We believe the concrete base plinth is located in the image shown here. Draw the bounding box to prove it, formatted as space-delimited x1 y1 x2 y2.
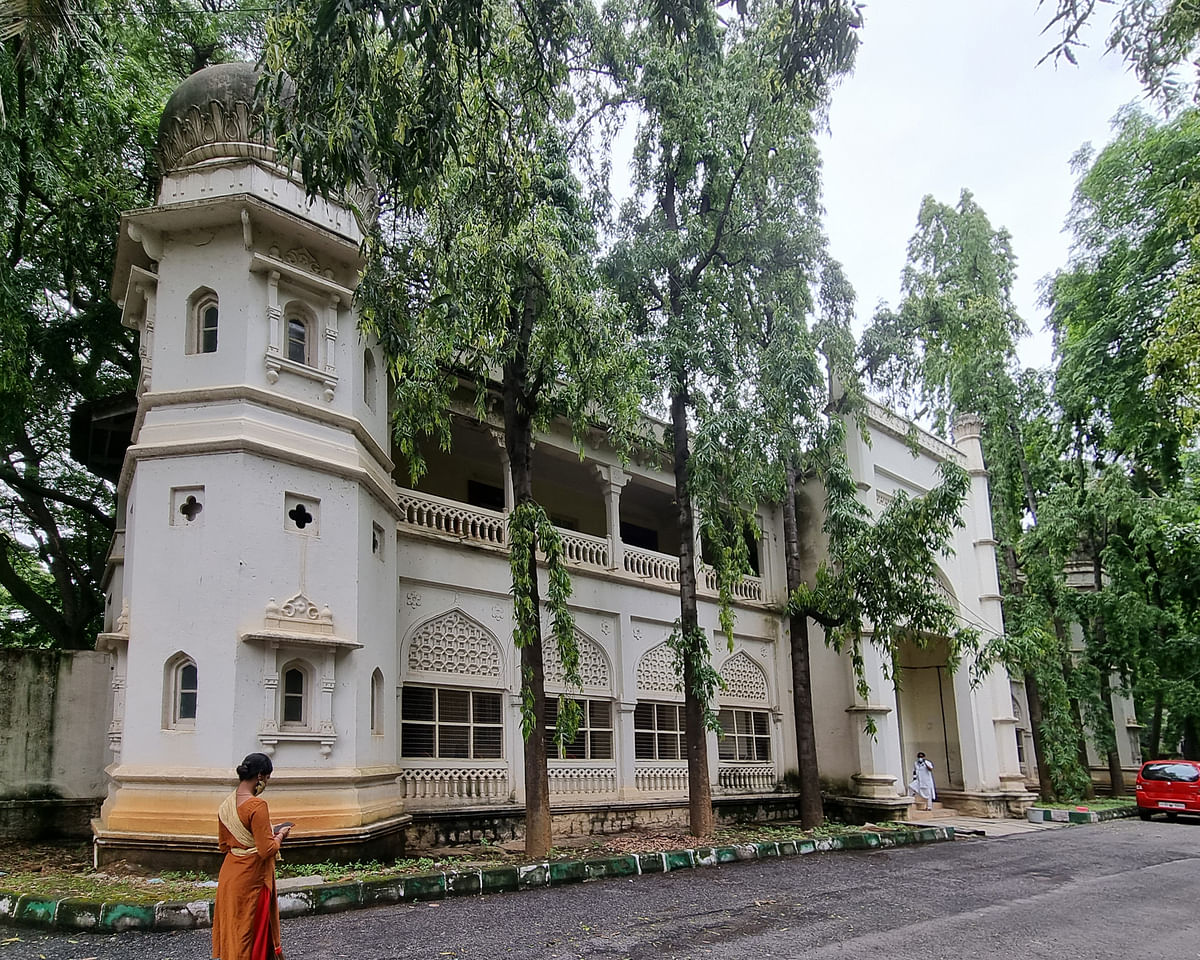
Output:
935 789 1037 818
92 813 412 870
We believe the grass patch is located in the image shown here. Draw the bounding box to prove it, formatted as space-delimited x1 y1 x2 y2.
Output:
714 820 885 844
1035 797 1135 810
0 872 213 903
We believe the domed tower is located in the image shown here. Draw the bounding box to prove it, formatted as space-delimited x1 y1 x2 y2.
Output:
95 62 406 866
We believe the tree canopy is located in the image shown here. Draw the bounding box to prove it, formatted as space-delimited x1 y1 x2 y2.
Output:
0 1 263 648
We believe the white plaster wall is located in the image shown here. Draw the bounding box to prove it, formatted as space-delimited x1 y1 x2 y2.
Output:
354 487 400 768
117 448 379 774
146 224 380 432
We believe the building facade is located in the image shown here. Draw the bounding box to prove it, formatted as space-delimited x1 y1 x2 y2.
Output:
89 63 1031 865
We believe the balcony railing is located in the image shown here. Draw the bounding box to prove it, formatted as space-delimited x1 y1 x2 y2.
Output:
399 490 506 546
634 764 689 793
701 565 764 603
557 529 609 570
623 545 680 585
397 488 766 603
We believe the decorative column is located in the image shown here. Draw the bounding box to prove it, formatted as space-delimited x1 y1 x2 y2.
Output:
97 601 131 762
953 412 1027 797
264 269 282 384
489 429 515 514
848 637 904 798
615 700 639 799
593 464 630 571
322 294 340 401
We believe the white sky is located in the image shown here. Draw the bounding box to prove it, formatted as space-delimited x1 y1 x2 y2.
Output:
820 1 1148 369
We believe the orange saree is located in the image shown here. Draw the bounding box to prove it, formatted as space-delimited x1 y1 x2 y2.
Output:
211 795 283 960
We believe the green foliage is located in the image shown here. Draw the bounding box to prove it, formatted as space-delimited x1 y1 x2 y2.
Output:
860 190 1026 432
509 500 582 745
1040 0 1200 104
859 187 1094 792
0 1 261 648
603 0 860 668
1046 107 1200 762
266 1 646 818
1051 106 1200 484
667 621 725 733
264 0 575 216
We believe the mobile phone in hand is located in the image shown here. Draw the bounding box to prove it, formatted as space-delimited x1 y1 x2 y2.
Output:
273 822 294 835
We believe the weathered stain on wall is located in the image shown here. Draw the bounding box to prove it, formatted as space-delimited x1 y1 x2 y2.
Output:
0 649 111 838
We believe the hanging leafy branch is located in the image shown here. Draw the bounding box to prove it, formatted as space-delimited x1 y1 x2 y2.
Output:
790 441 978 735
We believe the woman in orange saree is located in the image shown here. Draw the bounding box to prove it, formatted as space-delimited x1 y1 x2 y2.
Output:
212 753 291 960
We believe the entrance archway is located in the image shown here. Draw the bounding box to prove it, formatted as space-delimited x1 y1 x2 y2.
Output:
895 636 964 793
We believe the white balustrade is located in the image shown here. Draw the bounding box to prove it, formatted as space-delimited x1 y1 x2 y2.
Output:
397 490 766 602
398 490 507 546
701 565 765 602
623 546 681 585
396 766 510 803
634 764 689 793
554 530 610 569
548 765 617 796
717 764 777 794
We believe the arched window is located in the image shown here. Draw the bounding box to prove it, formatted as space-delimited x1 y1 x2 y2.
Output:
371 668 385 735
283 301 316 366
163 653 198 729
363 349 377 412
187 289 219 355
280 660 311 727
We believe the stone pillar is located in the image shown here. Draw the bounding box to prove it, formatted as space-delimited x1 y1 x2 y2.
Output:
616 700 639 799
755 507 780 603
593 465 630 571
489 429 515 513
952 412 1027 796
848 638 903 798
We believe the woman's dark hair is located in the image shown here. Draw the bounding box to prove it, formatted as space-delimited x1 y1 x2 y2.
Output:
236 752 273 781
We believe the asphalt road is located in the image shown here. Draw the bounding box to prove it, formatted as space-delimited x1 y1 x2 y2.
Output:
6 817 1200 960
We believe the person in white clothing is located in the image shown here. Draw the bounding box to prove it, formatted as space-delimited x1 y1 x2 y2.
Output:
908 752 936 810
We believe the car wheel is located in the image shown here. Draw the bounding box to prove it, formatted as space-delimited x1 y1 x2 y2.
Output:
1167 812 1179 821
1139 809 1152 821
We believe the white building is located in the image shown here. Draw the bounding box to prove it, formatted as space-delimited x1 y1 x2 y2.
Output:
87 63 1032 866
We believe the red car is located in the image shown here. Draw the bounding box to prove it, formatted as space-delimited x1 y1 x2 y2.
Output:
1136 760 1200 820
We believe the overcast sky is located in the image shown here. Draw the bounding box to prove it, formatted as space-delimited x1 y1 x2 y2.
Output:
820 1 1148 369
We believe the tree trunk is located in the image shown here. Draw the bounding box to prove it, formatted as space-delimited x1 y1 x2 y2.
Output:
1147 691 1163 760
1182 716 1200 761
1100 672 1126 796
671 385 713 838
1022 670 1056 802
504 286 553 859
782 465 822 827
996 544 1055 801
1087 541 1125 797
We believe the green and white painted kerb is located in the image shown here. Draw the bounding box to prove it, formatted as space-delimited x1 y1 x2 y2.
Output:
0 826 954 933
1025 805 1138 824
